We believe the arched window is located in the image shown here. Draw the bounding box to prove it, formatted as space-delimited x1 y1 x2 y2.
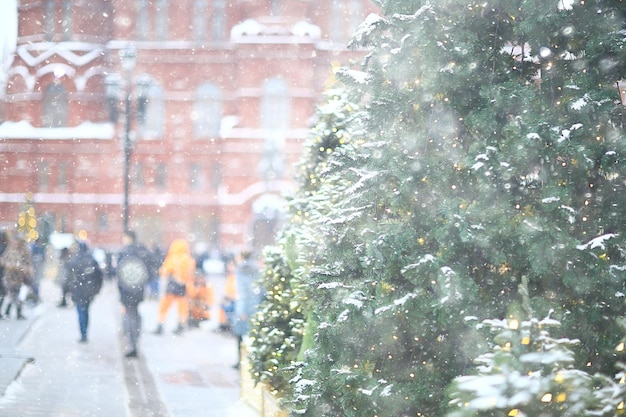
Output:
155 0 168 41
195 0 226 42
61 0 72 40
261 77 290 131
211 162 221 193
270 0 281 17
57 162 68 191
136 0 150 40
259 77 289 179
42 83 68 128
212 0 226 42
251 194 285 251
132 161 145 188
38 162 49 191
44 0 55 41
330 0 363 46
142 83 165 138
155 163 167 189
193 0 208 41
189 163 204 191
194 83 222 138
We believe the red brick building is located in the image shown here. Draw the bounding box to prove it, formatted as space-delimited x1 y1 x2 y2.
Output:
0 0 374 254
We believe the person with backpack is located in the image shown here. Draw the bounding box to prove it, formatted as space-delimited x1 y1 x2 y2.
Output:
67 241 103 343
116 230 152 358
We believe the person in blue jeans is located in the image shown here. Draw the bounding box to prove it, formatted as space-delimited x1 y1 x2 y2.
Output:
67 241 103 343
116 230 152 357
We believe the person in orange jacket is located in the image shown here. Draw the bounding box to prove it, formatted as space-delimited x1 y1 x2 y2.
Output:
154 239 196 335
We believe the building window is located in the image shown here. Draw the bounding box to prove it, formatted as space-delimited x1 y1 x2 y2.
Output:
42 84 68 127
251 194 285 252
155 0 168 41
212 0 226 41
136 0 150 40
330 0 363 46
61 0 72 40
193 0 208 41
348 0 363 39
259 77 289 179
58 162 68 191
38 162 49 191
132 162 145 188
98 214 108 231
155 163 167 189
189 163 204 191
142 84 165 138
59 213 68 233
211 162 221 193
209 217 221 247
44 0 55 41
194 83 222 138
261 78 290 131
270 0 281 16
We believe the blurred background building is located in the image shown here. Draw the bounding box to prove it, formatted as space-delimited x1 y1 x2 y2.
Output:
0 0 375 254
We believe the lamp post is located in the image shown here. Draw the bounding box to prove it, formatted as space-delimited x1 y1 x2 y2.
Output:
105 45 149 232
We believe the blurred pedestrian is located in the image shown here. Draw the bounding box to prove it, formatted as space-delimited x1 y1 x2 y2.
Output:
30 238 45 302
67 241 103 343
56 247 71 307
116 230 152 358
218 259 237 332
0 230 10 318
0 232 35 320
154 239 196 335
232 249 261 368
145 243 164 299
187 267 214 328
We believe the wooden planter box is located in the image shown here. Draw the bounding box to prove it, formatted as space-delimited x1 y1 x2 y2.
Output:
240 343 289 417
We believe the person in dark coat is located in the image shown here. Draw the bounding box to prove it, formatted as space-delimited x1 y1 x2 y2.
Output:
67 241 103 343
56 247 71 307
0 232 34 319
146 243 164 299
116 230 152 358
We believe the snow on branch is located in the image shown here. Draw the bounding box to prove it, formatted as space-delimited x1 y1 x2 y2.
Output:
335 67 370 85
401 254 436 273
348 13 386 48
576 234 617 251
345 167 380 195
317 282 352 290
375 293 418 315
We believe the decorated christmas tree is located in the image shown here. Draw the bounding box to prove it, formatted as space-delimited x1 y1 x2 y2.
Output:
249 88 364 396
252 1 626 415
16 194 39 242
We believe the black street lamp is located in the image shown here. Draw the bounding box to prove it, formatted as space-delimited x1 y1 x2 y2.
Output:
105 45 150 232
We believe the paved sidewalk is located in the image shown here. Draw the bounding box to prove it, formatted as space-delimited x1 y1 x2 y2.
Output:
0 276 259 417
137 280 259 417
